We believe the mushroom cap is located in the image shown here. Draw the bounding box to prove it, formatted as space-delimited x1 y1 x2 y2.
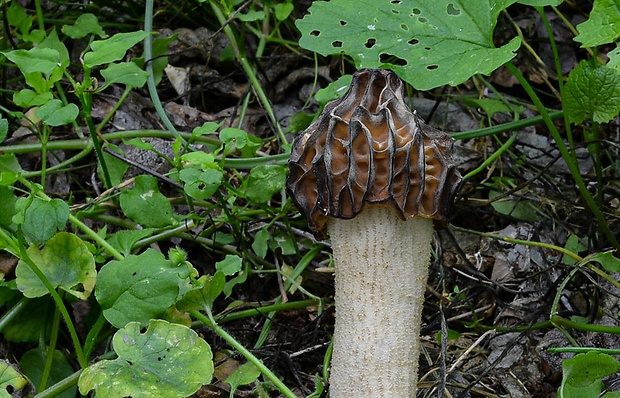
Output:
286 68 462 238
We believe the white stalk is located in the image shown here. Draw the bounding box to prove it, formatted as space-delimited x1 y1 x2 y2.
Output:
327 205 434 398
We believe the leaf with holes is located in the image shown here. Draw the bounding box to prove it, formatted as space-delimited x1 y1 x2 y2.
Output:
96 249 193 328
296 0 522 90
0 360 29 396
78 320 213 398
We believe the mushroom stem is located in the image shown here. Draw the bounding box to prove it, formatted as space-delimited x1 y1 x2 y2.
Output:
328 205 433 397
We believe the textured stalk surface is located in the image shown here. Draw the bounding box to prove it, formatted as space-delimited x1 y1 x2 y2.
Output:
327 205 433 397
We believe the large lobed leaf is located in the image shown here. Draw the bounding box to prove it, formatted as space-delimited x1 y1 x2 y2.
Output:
296 0 522 90
78 320 213 398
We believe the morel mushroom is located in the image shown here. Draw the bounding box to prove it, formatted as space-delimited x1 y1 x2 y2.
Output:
286 69 461 397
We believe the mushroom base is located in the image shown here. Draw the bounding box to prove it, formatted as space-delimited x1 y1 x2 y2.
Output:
327 205 434 398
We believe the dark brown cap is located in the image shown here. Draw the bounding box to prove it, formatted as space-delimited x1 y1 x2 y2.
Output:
287 68 461 238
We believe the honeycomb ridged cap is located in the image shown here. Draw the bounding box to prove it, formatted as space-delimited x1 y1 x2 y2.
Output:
286 68 462 238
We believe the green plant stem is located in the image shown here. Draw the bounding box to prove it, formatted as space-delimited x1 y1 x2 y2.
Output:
83 312 108 360
0 130 220 154
189 309 297 398
451 110 564 140
40 127 48 189
22 143 93 178
208 1 287 146
504 62 619 251
0 297 30 333
214 299 320 323
85 108 112 189
144 0 182 140
254 244 322 349
450 225 581 261
40 305 62 391
537 7 575 154
548 347 620 354
34 370 81 398
0 228 87 368
97 86 133 131
551 315 620 335
34 0 45 31
463 133 517 181
69 214 124 260
3 169 125 261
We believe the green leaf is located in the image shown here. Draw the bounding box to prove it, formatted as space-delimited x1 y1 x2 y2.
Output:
192 122 221 137
35 99 79 127
134 33 178 85
78 320 213 398
0 154 21 187
99 144 129 186
240 164 287 203
177 272 226 311
461 97 524 118
179 168 223 200
95 249 191 328
106 229 155 257
563 234 586 265
516 0 562 5
488 190 540 222
269 231 297 255
559 352 619 397
0 118 7 144
61 13 106 39
0 360 29 397
16 232 96 299
608 45 620 74
0 187 16 229
19 348 76 398
120 175 176 228
563 61 620 124
13 89 53 107
84 30 149 68
296 0 521 90
215 255 242 276
274 3 294 20
99 62 150 90
1 298 53 343
181 151 218 169
6 2 32 39
237 10 266 22
252 228 270 259
586 251 620 272
225 362 261 395
39 29 70 68
314 74 353 105
2 47 61 76
574 0 620 47
21 197 69 245
219 127 262 157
